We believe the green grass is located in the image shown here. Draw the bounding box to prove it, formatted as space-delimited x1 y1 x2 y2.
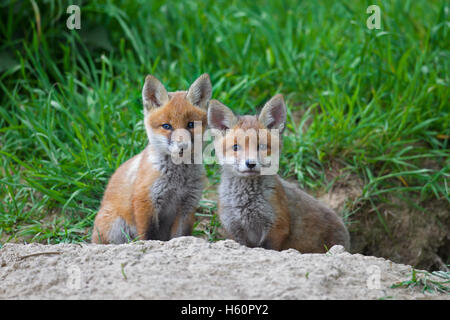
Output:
391 267 450 294
0 0 448 244
193 199 224 242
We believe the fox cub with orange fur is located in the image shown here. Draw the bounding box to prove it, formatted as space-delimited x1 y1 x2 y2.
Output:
92 74 211 244
208 95 350 253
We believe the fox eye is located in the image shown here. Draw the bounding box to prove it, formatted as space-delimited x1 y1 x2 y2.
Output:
161 123 172 130
187 122 194 129
258 144 267 151
232 144 240 152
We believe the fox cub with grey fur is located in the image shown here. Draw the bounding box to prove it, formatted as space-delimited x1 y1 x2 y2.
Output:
208 95 350 252
92 74 212 244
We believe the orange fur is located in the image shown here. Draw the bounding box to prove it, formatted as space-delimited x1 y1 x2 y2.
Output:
265 181 290 250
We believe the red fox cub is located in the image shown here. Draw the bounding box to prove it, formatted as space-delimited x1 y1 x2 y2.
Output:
207 95 350 253
92 74 212 244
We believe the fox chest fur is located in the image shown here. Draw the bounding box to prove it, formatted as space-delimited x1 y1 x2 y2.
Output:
147 155 204 239
218 174 277 247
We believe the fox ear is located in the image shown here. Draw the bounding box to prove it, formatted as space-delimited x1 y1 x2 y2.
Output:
259 94 287 133
207 100 237 130
186 74 212 110
142 75 169 111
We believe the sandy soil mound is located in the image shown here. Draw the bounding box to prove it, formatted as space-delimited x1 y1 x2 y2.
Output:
0 237 448 299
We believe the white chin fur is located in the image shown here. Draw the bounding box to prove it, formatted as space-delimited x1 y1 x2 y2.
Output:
224 163 261 176
236 170 260 176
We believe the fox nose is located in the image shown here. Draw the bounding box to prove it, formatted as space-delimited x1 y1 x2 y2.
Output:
246 160 256 169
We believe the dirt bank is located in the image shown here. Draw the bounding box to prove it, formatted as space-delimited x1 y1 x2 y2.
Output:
0 237 447 299
315 165 449 271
